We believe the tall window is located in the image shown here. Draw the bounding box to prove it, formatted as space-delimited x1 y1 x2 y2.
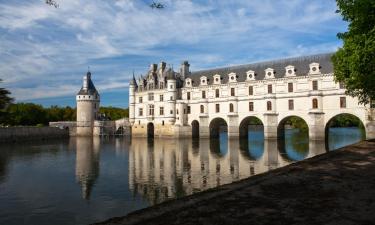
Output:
159 95 163 101
159 107 164 115
229 103 234 112
268 84 272 94
139 108 143 116
312 80 318 90
215 104 220 113
160 82 164 89
249 102 254 111
249 86 253 95
202 90 206 99
187 92 191 100
148 93 154 101
139 97 143 103
215 89 220 98
187 106 191 114
149 105 154 115
288 83 293 93
230 88 235 96
267 101 272 111
200 105 204 113
340 97 346 108
339 82 345 89
312 98 318 109
288 99 294 110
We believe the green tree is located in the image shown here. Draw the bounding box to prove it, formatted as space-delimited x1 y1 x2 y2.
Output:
0 79 13 110
99 106 128 120
6 103 47 126
332 0 375 105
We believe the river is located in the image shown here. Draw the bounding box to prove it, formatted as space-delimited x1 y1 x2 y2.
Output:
0 127 365 225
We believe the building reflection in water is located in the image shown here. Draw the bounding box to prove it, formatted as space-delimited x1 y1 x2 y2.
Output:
74 137 100 200
128 136 326 205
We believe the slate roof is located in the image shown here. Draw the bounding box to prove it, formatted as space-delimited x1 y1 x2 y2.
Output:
77 72 99 95
186 53 334 86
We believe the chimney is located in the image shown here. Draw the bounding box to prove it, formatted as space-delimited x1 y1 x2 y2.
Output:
180 61 190 79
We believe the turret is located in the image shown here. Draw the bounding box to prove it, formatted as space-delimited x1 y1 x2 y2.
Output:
129 73 137 125
166 68 177 124
76 71 100 136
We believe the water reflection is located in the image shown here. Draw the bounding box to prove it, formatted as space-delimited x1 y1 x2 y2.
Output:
0 127 365 225
75 137 100 200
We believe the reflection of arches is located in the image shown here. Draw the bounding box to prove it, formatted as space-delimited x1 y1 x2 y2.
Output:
239 138 264 160
239 116 263 138
325 113 366 151
277 116 309 140
277 138 309 162
209 118 228 138
147 123 154 139
209 136 228 157
191 120 199 138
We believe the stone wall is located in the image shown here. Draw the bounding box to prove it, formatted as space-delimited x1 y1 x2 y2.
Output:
0 127 69 143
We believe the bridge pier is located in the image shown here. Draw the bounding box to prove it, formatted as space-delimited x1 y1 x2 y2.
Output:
308 112 325 140
228 116 239 138
366 121 375 140
199 117 210 138
263 113 278 139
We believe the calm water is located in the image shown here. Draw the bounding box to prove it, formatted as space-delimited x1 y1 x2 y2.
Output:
0 128 364 225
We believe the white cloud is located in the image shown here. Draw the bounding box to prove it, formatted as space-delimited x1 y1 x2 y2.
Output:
0 0 346 102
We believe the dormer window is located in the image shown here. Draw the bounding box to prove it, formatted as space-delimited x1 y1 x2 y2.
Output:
265 68 275 79
285 65 296 77
200 76 208 86
185 78 192 87
228 72 237 83
246 70 255 81
213 74 221 85
309 62 321 75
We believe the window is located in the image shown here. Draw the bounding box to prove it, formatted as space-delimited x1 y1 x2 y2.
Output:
249 86 253 95
215 89 220 98
159 95 163 101
267 101 272 111
268 84 272 94
288 100 294 110
288 83 293 93
170 96 173 100
202 91 206 99
230 88 235 96
170 85 173 89
200 105 204 113
148 93 154 101
340 97 346 108
159 107 164 115
160 82 164 89
187 92 191 100
249 102 254 111
139 97 143 103
312 98 318 109
312 80 318 90
162 120 164 126
229 103 234 112
139 108 143 116
170 110 173 114
215 104 220 113
339 82 345 89
149 105 154 115
187 106 191 114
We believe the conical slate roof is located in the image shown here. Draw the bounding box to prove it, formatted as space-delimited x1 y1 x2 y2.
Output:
77 71 99 95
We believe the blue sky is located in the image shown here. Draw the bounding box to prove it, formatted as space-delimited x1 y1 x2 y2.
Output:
0 0 347 108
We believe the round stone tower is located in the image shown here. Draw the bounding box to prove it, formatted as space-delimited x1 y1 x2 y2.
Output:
76 71 100 136
166 68 177 125
129 74 137 125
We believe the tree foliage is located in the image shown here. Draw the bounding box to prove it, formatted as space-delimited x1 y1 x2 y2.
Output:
0 79 13 110
332 0 375 105
100 106 128 120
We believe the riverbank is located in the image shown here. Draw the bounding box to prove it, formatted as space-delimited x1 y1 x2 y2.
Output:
95 140 375 225
0 127 69 143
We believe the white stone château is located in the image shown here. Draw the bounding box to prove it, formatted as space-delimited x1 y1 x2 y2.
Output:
129 53 375 140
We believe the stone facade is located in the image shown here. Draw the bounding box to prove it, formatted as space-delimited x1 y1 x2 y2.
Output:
129 53 375 140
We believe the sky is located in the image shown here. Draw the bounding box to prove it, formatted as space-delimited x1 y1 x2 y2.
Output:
0 0 347 108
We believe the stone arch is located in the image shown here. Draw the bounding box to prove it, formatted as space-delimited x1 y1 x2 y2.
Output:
209 117 228 138
191 120 200 138
115 126 124 135
277 115 309 140
239 116 264 138
147 122 154 139
325 113 366 150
